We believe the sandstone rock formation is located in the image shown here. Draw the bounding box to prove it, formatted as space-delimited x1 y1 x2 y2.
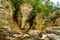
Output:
0 0 22 34
17 3 33 31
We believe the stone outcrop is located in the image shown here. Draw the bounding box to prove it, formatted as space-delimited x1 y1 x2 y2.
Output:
17 3 33 31
0 0 23 34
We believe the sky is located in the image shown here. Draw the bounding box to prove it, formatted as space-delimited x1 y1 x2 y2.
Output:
42 0 60 5
50 0 60 7
50 0 60 5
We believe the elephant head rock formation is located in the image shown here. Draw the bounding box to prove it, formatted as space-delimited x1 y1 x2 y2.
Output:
17 3 33 30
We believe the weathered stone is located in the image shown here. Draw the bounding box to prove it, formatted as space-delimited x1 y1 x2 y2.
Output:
0 0 23 34
28 30 40 36
34 13 43 32
34 13 51 33
49 10 60 26
55 17 60 26
0 0 13 17
20 3 33 30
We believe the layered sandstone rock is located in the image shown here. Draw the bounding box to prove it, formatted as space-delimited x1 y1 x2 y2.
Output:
0 0 22 34
17 3 33 31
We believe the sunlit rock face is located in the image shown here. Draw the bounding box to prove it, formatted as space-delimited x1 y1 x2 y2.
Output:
0 0 12 31
34 13 51 33
28 30 40 36
49 10 60 26
0 0 13 17
18 3 33 30
22 23 30 32
56 17 60 26
0 0 22 34
55 10 60 26
33 13 44 33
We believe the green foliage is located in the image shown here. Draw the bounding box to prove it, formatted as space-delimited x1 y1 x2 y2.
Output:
11 0 24 18
11 0 60 17
11 0 24 9
27 0 55 16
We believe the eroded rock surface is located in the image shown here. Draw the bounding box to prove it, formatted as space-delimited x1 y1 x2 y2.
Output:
0 0 23 35
19 3 33 30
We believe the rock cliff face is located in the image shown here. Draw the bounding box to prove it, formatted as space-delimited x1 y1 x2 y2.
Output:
56 17 60 26
17 3 33 31
49 10 60 26
0 0 13 17
0 0 22 34
33 13 51 33
0 0 60 40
